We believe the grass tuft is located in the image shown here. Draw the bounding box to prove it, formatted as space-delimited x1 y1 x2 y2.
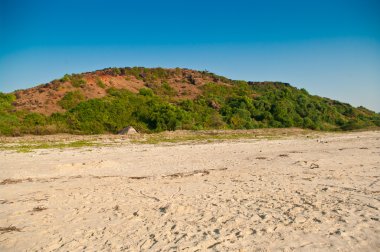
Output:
0 225 21 234
0 140 98 152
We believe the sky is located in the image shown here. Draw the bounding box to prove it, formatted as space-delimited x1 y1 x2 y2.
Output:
0 0 379 111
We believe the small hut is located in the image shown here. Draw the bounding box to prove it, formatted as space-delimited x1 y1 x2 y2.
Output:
118 126 138 135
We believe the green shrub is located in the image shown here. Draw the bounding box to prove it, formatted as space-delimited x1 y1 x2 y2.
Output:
340 120 367 131
112 68 121 76
23 113 46 126
58 91 85 110
59 74 86 87
160 82 177 96
71 77 86 88
139 88 154 97
96 77 106 88
60 74 71 82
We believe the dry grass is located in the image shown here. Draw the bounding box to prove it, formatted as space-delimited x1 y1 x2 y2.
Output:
0 128 320 152
32 206 48 212
0 225 21 234
279 154 289 157
0 140 98 153
0 178 32 185
131 128 318 145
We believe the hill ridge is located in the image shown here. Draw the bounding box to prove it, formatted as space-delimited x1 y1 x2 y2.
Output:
0 67 379 135
12 67 232 115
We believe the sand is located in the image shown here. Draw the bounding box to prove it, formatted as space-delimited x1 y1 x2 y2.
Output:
0 131 379 251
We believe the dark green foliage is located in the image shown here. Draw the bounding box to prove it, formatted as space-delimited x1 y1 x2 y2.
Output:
58 91 85 110
0 93 20 135
59 80 379 133
139 88 154 97
0 113 21 136
65 89 192 134
0 93 15 108
23 113 46 126
340 120 367 131
0 92 63 135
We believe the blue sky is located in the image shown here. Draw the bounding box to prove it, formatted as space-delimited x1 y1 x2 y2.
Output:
1 0 379 111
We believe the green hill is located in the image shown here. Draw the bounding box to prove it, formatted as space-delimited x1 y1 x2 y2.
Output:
1 67 379 135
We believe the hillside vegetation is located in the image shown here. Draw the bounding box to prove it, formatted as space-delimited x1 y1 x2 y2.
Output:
1 67 379 135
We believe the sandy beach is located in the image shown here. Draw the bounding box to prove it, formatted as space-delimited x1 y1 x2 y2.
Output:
0 130 379 251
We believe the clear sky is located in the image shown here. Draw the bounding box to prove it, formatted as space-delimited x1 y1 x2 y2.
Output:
1 0 379 111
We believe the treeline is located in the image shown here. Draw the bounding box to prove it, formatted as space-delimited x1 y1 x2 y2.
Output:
1 79 379 135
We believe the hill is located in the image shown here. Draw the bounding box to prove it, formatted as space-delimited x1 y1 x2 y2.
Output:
1 67 379 135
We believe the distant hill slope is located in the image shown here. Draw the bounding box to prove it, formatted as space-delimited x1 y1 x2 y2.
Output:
12 68 226 115
1 67 379 135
